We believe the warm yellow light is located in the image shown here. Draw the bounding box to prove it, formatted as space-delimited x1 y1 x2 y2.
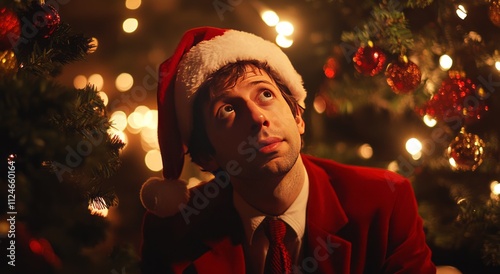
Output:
456 5 467 20
495 61 500 71
98 91 108 106
123 18 139 33
411 151 422 160
145 149 163 172
406 138 422 155
127 112 144 130
358 143 373 159
110 111 128 131
144 109 158 129
491 181 500 195
115 72 134 92
108 128 128 149
135 105 150 115
449 157 457 168
439 54 453 70
423 114 437 127
73 75 87 89
261 10 279 26
387 161 399 172
276 34 293 48
88 37 98 53
88 74 104 90
141 127 159 151
88 197 109 217
313 96 326 114
276 21 294 36
125 0 141 10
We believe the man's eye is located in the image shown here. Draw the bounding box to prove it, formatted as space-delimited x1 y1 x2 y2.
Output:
258 90 274 102
217 104 234 119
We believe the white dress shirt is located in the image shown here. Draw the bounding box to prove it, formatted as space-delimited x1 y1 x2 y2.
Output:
233 168 309 274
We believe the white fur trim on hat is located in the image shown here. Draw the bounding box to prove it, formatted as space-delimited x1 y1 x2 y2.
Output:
174 29 307 144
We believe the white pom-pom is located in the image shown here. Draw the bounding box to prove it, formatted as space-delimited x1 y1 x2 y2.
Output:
140 177 189 218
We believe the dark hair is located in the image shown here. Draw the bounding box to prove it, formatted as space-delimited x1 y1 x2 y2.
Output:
187 60 303 167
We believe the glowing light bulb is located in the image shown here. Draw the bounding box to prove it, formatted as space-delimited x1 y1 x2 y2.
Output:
439 55 453 70
261 10 279 26
406 138 422 155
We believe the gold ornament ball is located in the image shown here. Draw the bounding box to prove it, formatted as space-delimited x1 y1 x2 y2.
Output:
0 50 17 75
489 0 500 27
447 128 485 171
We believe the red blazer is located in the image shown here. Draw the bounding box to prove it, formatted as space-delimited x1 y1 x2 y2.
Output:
141 154 436 273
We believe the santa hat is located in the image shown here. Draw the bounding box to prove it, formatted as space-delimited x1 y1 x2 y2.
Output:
140 26 307 217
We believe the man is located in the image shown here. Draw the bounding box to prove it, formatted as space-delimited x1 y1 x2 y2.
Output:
139 27 436 274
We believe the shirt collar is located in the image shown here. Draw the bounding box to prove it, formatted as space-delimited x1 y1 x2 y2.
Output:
233 166 309 245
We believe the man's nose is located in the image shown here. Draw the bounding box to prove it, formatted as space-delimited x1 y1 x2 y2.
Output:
246 102 269 132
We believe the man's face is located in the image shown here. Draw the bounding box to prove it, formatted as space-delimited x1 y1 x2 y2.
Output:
202 66 305 181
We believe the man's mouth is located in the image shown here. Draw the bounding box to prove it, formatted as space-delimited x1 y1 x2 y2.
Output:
257 137 283 153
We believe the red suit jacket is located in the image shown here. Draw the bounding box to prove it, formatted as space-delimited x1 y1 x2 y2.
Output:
141 154 436 273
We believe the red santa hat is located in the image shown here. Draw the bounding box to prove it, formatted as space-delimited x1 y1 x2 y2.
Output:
140 26 307 217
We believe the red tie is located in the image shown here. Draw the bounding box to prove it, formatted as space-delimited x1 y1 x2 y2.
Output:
265 218 292 274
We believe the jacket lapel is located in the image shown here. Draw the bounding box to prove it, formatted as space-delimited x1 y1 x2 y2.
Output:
303 155 351 274
193 237 246 274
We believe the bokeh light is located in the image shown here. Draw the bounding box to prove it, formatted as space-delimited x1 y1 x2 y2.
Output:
423 114 437 127
115 72 134 92
88 37 98 53
110 111 128 131
145 149 163 172
73 75 87 89
456 5 467 20
276 21 294 36
88 74 104 90
261 10 279 26
123 18 139 33
125 0 141 10
276 34 293 48
358 143 373 159
98 91 108 106
439 54 453 70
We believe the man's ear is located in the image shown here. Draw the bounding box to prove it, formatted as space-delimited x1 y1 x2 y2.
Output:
295 114 305 134
295 105 305 134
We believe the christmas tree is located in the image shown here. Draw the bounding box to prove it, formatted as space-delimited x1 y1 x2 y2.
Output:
304 0 500 272
0 0 128 273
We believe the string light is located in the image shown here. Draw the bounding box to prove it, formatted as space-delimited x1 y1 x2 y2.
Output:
456 5 467 20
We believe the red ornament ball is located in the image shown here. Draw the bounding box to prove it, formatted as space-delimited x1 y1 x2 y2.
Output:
30 3 61 38
489 0 500 27
0 7 21 51
447 128 485 171
353 44 387 76
385 57 422 94
419 72 488 123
